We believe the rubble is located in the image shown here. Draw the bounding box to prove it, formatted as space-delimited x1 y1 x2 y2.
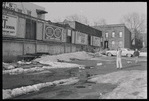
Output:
33 51 92 62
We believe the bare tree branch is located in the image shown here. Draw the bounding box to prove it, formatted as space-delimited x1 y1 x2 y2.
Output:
65 14 89 25
93 18 107 26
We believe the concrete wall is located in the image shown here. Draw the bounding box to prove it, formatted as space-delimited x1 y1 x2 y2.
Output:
3 41 23 62
124 27 131 48
24 43 36 54
3 40 84 62
2 9 100 62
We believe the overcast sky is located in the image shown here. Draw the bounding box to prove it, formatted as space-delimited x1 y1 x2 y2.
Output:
34 2 147 25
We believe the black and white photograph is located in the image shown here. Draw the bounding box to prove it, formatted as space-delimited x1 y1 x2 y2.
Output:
2 2 147 99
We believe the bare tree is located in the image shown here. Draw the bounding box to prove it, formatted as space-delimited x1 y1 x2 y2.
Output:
65 14 90 25
120 12 147 49
94 18 107 26
120 12 147 40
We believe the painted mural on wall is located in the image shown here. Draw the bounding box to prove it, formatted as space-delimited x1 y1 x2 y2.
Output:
44 24 64 41
75 31 88 45
92 36 101 46
3 14 18 36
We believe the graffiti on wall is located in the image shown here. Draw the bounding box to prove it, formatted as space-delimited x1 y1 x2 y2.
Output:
3 14 18 36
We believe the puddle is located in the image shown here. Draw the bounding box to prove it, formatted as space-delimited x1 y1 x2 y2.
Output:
56 90 73 96
76 85 86 88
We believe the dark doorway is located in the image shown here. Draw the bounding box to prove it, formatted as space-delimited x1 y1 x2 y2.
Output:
88 35 91 45
104 41 108 49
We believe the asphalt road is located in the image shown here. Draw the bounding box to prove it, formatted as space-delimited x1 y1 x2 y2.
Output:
11 56 147 99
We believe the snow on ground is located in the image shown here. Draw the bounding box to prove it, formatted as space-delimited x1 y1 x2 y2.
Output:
3 62 80 75
33 51 93 62
139 52 147 56
88 70 147 99
3 77 79 99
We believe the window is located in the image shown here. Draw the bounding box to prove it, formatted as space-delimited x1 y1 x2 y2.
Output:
18 9 22 13
27 10 31 16
25 19 36 40
112 41 115 47
119 32 123 37
105 33 108 38
112 32 115 37
67 29 71 36
119 41 122 47
66 29 72 43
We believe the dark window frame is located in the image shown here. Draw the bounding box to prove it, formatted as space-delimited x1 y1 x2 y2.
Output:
25 19 36 40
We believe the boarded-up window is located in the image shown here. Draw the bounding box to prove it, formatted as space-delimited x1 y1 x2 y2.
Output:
25 19 36 40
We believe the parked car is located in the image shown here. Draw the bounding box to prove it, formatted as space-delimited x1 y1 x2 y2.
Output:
106 48 135 57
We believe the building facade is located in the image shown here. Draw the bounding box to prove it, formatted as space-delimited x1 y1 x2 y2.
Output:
63 20 102 49
2 2 102 62
93 24 132 50
3 2 48 20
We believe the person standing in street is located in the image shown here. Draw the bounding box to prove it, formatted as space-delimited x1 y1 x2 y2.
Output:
133 48 140 64
116 47 122 69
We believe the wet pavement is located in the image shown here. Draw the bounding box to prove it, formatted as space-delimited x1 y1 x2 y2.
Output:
5 57 147 99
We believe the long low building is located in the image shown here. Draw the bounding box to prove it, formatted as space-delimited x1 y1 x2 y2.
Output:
2 2 102 62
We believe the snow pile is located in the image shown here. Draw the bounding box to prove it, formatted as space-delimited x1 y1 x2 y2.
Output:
3 67 45 75
3 77 79 99
39 61 80 69
3 62 15 70
139 52 147 56
88 70 147 99
34 51 92 62
17 61 32 65
3 62 81 75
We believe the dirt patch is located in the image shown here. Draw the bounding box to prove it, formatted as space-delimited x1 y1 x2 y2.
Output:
88 70 147 99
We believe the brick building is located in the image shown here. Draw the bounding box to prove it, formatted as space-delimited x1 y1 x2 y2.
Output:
92 24 132 50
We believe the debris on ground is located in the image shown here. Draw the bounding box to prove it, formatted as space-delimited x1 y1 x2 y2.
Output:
127 61 132 64
88 70 147 99
33 51 93 62
3 62 15 70
17 60 32 65
79 65 86 70
97 63 102 66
